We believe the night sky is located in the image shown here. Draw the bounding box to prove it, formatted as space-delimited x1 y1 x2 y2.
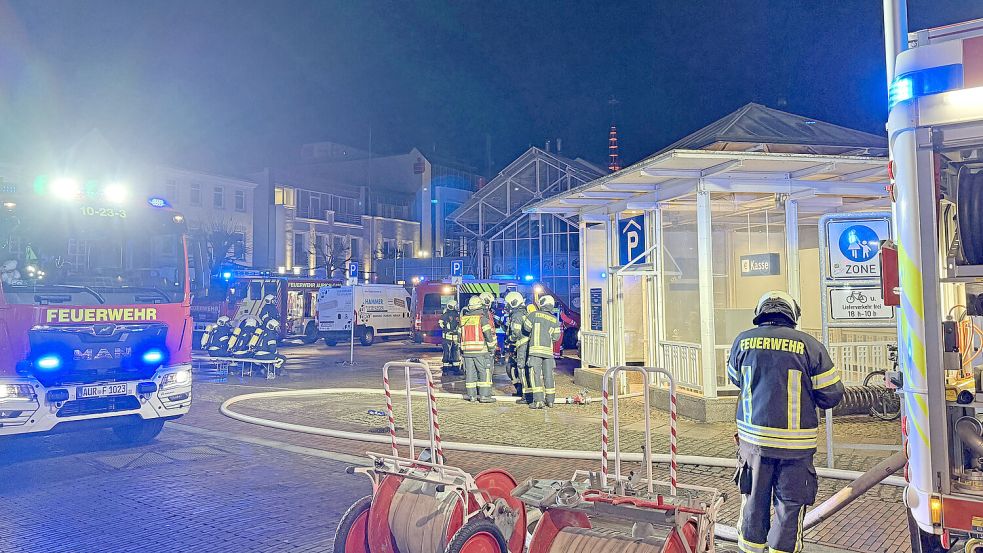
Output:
3 1 983 176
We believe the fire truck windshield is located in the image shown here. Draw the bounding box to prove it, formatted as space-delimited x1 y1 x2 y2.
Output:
0 201 187 305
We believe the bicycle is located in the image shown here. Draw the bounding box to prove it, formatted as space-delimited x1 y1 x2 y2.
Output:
863 345 902 421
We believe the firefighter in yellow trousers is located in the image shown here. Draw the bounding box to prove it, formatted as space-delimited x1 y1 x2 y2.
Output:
523 295 561 409
460 295 497 403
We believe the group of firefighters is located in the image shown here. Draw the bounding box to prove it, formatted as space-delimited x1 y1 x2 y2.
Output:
438 290 561 409
199 294 286 369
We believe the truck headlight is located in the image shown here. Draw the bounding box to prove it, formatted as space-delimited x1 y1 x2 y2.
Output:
161 370 192 388
0 384 35 400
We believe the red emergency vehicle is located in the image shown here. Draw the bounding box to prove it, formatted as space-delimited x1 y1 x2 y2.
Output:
410 279 578 356
0 179 193 443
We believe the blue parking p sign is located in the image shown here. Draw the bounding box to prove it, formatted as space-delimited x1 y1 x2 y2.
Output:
618 215 646 266
451 260 463 277
348 261 359 279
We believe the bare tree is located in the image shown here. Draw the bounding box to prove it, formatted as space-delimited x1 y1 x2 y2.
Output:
310 236 351 278
192 219 249 278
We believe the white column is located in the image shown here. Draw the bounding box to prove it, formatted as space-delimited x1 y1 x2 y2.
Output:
785 199 801 303
697 190 718 398
645 209 660 367
605 214 619 368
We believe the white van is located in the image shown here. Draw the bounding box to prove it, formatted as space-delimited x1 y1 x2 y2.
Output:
316 284 413 346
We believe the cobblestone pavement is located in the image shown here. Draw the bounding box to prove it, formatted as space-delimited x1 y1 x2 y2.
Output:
0 417 370 553
187 339 910 553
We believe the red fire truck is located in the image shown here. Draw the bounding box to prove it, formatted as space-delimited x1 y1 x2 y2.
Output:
885 8 983 551
0 178 193 444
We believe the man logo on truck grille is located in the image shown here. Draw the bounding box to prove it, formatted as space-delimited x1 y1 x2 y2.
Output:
74 347 131 361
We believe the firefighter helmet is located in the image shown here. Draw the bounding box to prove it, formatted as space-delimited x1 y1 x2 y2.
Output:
217 316 231 326
266 319 281 332
467 295 484 311
504 291 524 308
479 291 494 307
538 295 555 309
753 290 800 325
446 300 458 311
264 294 276 304
242 317 259 328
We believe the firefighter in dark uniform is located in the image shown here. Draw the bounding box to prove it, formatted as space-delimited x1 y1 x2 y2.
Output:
438 300 462 374
253 319 286 371
201 316 234 356
460 295 497 403
259 294 279 326
728 291 844 553
523 295 562 409
229 317 260 357
503 291 530 400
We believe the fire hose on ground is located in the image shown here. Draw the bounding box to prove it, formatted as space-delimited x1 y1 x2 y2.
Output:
219 387 908 542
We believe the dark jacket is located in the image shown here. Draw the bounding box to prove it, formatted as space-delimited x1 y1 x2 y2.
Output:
727 321 844 458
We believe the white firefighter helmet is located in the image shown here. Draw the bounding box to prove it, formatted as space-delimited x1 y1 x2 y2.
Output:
264 294 276 304
753 290 800 325
479 291 494 307
266 318 281 332
504 291 524 309
446 299 459 311
242 317 259 328
538 295 555 309
217 316 231 326
467 295 484 311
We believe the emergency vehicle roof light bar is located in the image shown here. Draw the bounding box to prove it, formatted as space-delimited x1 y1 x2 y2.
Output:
382 359 444 466
601 365 677 496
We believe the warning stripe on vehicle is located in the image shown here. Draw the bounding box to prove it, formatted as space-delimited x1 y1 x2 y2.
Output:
458 283 500 295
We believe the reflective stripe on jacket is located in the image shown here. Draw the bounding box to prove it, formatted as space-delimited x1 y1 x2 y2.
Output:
507 306 529 345
523 310 560 357
727 323 844 456
460 309 495 354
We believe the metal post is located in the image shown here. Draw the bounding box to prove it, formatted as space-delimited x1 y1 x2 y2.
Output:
605 214 619 370
645 209 659 368
696 189 718 397
882 0 909 91
655 205 667 361
785 199 801 303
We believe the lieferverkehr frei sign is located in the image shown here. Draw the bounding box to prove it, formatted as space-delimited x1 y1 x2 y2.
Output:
740 253 781 277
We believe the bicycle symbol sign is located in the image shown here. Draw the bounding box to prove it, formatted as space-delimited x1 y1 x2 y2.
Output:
829 287 894 321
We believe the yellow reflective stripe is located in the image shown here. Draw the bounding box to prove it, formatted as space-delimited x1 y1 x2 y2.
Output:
481 324 493 331
788 369 801 431
528 386 544 393
544 388 556 394
515 337 529 345
737 432 817 450
465 383 477 388
811 367 840 389
736 420 818 438
529 346 553 355
739 536 767 553
727 362 739 382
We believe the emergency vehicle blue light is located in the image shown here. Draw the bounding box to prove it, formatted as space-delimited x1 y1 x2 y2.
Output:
141 349 165 365
36 354 62 371
889 64 964 110
523 274 535 281
600 271 607 279
147 197 169 208
222 271 233 280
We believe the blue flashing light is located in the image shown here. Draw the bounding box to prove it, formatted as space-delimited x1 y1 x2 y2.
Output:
141 349 165 365
148 197 170 208
431 199 439 204
889 64 964 110
36 354 62 371
600 271 607 279
222 271 233 280
523 274 535 282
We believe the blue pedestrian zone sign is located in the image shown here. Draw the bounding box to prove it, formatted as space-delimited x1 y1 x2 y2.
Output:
618 215 646 266
838 225 880 263
824 216 892 280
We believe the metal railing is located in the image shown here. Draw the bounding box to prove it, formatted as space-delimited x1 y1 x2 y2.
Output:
581 330 609 368
828 341 895 385
659 341 702 393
